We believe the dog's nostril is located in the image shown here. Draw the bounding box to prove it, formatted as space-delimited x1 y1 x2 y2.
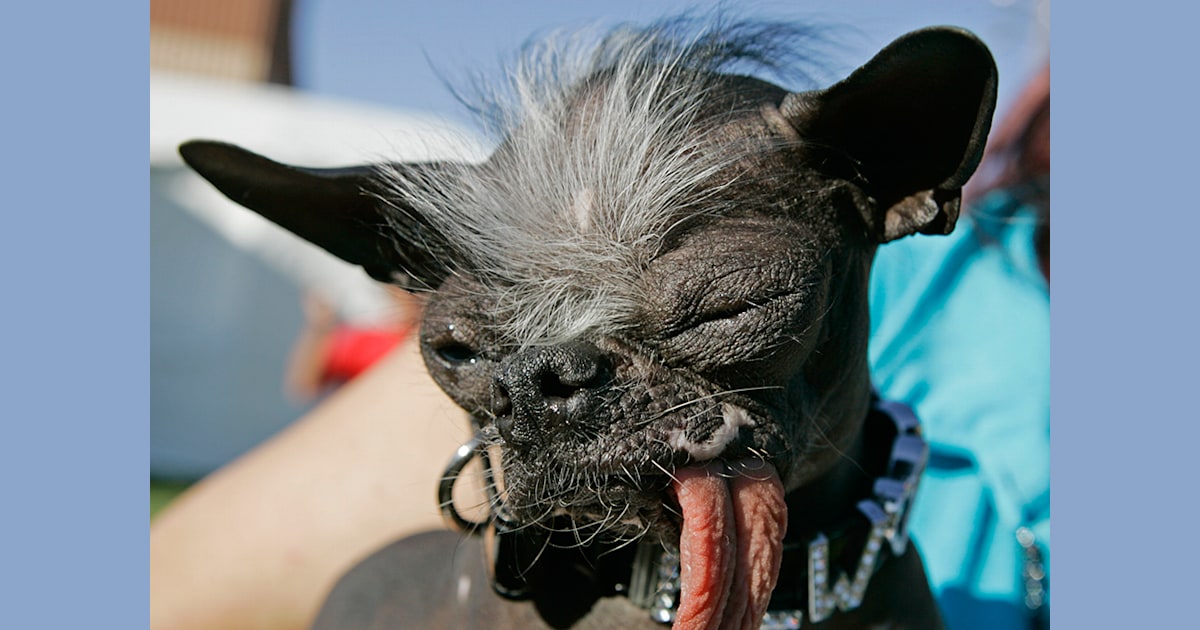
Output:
547 342 610 389
539 371 582 400
491 379 513 416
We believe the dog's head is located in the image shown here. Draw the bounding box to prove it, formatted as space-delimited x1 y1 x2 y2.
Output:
181 18 994 622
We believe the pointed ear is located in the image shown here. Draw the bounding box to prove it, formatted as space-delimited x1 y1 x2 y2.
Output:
178 140 459 290
781 27 997 242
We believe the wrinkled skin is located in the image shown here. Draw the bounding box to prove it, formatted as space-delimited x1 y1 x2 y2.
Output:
419 213 875 545
180 23 995 630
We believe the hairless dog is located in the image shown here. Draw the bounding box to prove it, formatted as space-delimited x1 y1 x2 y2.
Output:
182 17 996 629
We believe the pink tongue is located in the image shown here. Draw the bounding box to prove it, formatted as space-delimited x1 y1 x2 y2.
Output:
672 460 786 630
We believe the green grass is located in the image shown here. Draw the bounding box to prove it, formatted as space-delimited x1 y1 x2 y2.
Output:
150 480 191 520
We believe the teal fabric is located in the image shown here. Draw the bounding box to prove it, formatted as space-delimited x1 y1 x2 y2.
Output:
868 190 1049 629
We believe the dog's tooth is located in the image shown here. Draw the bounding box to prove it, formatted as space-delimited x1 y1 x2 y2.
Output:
667 404 754 460
720 403 755 429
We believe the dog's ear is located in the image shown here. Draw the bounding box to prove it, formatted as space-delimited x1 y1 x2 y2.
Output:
782 27 997 242
178 140 460 290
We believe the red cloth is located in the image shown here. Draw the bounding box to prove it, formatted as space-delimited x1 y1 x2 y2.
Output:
321 325 411 384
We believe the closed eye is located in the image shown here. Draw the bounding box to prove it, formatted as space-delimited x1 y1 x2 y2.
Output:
692 286 803 328
694 298 760 325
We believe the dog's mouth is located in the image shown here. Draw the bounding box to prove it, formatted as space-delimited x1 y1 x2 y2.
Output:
483 405 786 542
483 438 788 629
463 355 796 629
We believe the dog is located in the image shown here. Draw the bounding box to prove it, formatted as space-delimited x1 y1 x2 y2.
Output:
180 17 996 629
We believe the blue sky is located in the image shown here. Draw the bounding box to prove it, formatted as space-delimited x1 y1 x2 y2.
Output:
290 0 1049 127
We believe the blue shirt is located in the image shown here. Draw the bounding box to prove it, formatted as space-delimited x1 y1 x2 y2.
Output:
868 191 1049 629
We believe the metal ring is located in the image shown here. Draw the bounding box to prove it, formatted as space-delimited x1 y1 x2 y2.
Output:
437 435 493 534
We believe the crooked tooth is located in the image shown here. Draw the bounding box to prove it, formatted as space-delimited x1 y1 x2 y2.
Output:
667 403 756 459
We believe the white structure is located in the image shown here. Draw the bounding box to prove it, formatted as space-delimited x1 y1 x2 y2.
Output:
151 72 484 478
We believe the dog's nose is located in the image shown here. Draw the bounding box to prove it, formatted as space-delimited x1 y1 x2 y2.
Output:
494 342 610 449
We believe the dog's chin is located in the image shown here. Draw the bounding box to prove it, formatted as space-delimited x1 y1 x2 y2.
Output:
495 453 792 550
498 469 681 545
483 416 792 629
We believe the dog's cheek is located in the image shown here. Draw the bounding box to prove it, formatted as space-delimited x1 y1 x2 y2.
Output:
418 286 512 414
420 345 504 415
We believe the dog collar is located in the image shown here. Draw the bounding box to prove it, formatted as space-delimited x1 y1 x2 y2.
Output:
438 398 928 629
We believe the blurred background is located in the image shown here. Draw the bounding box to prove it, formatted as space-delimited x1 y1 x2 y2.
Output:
149 0 1049 504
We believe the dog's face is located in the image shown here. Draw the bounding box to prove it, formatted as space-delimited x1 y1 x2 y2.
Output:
181 21 995 623
416 148 880 543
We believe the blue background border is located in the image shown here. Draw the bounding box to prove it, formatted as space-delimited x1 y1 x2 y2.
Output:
4 2 147 627
1053 0 1196 626
6 0 1193 627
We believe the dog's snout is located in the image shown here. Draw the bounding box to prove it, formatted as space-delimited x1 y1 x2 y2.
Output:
493 342 610 448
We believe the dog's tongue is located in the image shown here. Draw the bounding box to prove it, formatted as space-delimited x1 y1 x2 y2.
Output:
672 460 786 630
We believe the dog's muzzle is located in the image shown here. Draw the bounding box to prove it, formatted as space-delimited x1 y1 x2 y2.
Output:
490 341 611 450
438 398 931 628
